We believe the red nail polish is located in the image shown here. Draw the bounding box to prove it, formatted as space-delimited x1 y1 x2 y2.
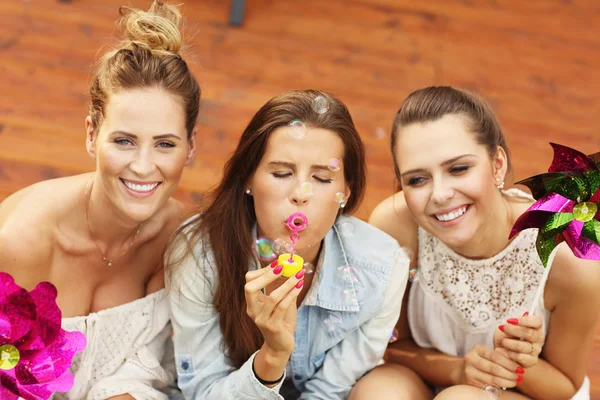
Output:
499 325 505 332
273 265 283 275
507 318 519 325
295 270 305 279
296 280 304 289
515 366 525 374
522 311 529 317
270 260 279 268
516 375 524 385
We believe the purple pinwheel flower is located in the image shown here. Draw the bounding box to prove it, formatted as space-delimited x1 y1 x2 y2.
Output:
0 273 86 400
510 143 600 266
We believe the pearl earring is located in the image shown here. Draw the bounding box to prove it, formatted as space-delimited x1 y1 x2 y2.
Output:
495 178 505 190
245 189 252 195
340 200 346 209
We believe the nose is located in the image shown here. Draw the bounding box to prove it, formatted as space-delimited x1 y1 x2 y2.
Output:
291 183 311 206
431 178 454 205
130 148 156 177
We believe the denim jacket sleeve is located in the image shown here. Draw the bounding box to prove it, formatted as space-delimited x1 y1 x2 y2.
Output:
299 248 410 399
167 241 285 400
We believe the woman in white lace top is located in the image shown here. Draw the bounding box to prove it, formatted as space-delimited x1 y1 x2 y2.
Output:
0 1 199 398
350 87 600 400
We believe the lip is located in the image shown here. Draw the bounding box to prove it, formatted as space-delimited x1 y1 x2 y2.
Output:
431 204 470 227
120 178 162 199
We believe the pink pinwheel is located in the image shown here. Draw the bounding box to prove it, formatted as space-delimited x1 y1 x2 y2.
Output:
510 143 600 266
0 273 86 400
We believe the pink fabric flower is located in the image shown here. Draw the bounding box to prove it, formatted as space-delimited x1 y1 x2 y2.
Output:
0 273 86 400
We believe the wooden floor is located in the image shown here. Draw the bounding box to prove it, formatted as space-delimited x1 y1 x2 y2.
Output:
1 0 599 396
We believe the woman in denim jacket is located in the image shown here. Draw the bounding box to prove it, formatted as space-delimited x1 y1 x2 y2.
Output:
166 89 410 399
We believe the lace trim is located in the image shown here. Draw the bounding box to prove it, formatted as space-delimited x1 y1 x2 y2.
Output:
417 227 546 333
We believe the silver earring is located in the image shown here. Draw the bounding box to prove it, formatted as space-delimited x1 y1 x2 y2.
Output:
245 189 252 195
340 200 346 209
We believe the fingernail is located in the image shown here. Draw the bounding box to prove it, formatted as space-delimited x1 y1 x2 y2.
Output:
296 280 304 289
507 318 519 325
515 366 525 374
295 270 305 279
499 325 505 332
522 311 529 317
516 375 524 385
270 260 279 268
273 265 283 275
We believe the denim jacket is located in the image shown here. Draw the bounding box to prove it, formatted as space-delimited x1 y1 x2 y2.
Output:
167 215 410 399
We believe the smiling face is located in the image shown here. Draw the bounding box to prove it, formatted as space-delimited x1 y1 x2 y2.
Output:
395 113 507 249
86 87 195 222
248 126 350 259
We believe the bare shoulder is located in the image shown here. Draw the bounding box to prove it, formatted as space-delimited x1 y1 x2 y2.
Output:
0 175 87 272
368 191 419 251
546 244 600 311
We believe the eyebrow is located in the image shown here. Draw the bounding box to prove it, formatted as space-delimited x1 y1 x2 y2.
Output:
109 130 182 141
400 154 476 178
268 161 331 171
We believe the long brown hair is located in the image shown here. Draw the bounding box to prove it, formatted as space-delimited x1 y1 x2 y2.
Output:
89 0 200 139
168 89 366 368
390 86 512 185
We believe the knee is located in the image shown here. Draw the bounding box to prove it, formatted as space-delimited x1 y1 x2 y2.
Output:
349 364 432 400
434 385 482 400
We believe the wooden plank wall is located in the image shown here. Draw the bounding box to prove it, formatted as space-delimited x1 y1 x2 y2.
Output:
1 0 599 396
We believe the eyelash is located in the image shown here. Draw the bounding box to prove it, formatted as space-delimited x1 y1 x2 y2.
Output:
114 139 175 148
406 166 470 187
272 173 332 184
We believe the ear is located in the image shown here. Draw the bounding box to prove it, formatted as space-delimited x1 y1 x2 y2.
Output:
185 128 197 167
492 146 509 182
85 116 98 159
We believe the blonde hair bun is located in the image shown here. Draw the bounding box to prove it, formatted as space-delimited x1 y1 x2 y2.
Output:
119 1 182 56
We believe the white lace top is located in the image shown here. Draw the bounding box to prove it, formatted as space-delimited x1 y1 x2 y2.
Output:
50 289 175 400
408 189 590 399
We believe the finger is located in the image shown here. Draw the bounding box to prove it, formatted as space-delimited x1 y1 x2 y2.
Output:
513 315 543 329
467 366 518 389
270 279 303 322
488 347 525 375
500 338 539 356
499 323 541 342
257 269 304 319
476 349 521 382
246 264 274 283
244 263 284 304
502 348 536 368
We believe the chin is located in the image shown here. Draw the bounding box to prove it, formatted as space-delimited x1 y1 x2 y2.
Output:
120 203 161 222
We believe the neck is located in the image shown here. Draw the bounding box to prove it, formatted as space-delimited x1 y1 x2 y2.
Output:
85 175 142 255
451 192 515 259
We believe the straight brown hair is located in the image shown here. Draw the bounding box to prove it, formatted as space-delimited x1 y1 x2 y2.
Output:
167 89 366 368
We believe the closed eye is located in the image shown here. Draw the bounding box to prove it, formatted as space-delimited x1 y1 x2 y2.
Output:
272 172 292 179
314 176 332 184
450 165 469 174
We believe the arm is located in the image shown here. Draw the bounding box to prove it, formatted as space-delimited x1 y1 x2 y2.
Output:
167 237 285 400
298 246 410 399
513 246 600 400
370 193 466 386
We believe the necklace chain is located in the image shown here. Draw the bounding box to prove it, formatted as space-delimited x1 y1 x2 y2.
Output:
84 178 141 267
